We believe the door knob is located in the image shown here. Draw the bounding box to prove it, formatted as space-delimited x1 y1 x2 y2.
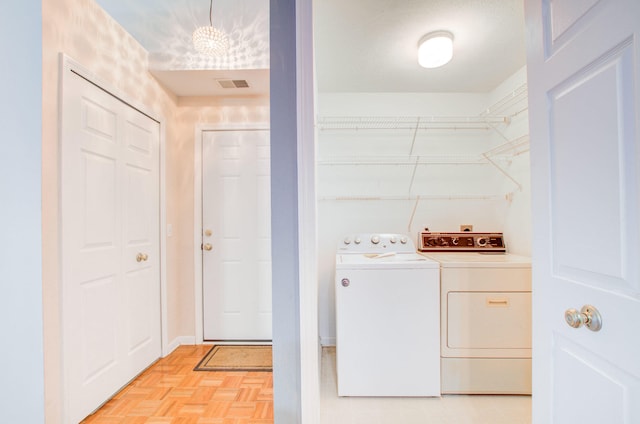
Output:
136 253 148 262
341 278 350 287
203 243 213 251
564 305 602 332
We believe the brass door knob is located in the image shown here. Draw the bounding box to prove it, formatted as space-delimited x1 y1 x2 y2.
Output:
203 243 213 251
565 305 602 332
136 253 148 262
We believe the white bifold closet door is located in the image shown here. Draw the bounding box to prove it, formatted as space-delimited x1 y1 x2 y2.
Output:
202 129 272 341
60 69 161 423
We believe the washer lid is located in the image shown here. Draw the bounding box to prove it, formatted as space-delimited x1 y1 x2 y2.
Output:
336 252 440 269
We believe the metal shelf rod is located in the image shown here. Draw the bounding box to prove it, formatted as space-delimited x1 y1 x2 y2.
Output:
317 154 486 166
481 83 529 117
317 161 487 166
318 194 505 201
318 125 497 131
484 135 530 157
316 115 510 131
482 153 523 191
317 161 488 166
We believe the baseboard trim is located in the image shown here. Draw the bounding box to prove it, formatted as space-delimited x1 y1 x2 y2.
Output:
320 337 335 347
163 336 197 357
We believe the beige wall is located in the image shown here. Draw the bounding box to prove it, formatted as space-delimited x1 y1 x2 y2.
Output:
42 1 269 422
42 0 177 421
167 96 270 342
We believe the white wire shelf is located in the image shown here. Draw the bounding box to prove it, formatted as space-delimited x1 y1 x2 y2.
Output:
317 155 487 166
483 135 530 157
316 84 530 198
317 83 529 132
480 83 529 117
317 136 530 166
316 115 510 131
317 194 506 201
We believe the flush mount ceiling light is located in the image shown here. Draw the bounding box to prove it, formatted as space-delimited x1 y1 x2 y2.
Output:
193 0 229 56
418 31 454 68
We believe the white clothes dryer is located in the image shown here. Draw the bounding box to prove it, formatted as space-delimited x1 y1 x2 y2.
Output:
335 233 441 397
418 231 532 394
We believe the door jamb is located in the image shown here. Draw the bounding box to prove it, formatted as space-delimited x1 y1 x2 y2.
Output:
193 123 270 343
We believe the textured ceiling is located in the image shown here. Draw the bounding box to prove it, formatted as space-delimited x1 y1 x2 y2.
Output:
96 0 269 70
95 0 526 96
314 0 526 93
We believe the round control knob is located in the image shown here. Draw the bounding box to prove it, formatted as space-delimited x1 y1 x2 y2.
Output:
400 236 408 244
354 238 361 244
476 237 488 247
390 236 397 244
371 235 380 244
343 237 351 245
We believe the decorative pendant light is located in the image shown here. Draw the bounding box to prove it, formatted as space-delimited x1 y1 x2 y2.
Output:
418 31 454 68
193 0 229 56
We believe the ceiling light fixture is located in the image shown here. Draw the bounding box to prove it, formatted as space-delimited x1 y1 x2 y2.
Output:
418 31 454 68
193 0 229 56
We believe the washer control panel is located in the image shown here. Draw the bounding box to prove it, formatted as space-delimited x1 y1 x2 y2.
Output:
338 233 414 253
418 231 506 252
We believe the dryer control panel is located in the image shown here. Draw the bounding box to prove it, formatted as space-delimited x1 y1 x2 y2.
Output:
418 231 506 252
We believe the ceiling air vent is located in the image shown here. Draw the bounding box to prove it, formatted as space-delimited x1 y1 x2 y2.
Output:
216 79 250 89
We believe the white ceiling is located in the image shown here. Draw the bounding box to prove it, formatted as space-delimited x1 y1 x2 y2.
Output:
95 0 526 97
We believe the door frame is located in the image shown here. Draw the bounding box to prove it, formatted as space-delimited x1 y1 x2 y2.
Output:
193 123 270 343
60 54 169 357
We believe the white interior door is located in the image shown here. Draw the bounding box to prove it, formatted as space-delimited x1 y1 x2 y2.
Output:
61 69 161 423
202 129 272 341
526 1 640 422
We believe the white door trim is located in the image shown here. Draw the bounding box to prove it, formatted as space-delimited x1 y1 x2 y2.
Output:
295 0 320 420
193 123 270 343
59 54 169 357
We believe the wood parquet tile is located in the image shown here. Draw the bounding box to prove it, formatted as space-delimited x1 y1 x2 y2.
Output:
82 345 273 424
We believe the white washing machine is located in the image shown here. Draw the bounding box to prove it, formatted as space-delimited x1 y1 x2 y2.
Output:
335 233 441 397
418 231 532 395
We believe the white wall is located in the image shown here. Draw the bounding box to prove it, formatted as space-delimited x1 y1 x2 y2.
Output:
316 68 531 344
489 67 532 256
0 1 45 422
42 2 181 420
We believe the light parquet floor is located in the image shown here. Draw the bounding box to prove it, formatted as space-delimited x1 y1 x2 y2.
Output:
82 345 273 424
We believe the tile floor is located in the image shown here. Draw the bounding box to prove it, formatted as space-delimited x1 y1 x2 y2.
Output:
320 347 531 424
